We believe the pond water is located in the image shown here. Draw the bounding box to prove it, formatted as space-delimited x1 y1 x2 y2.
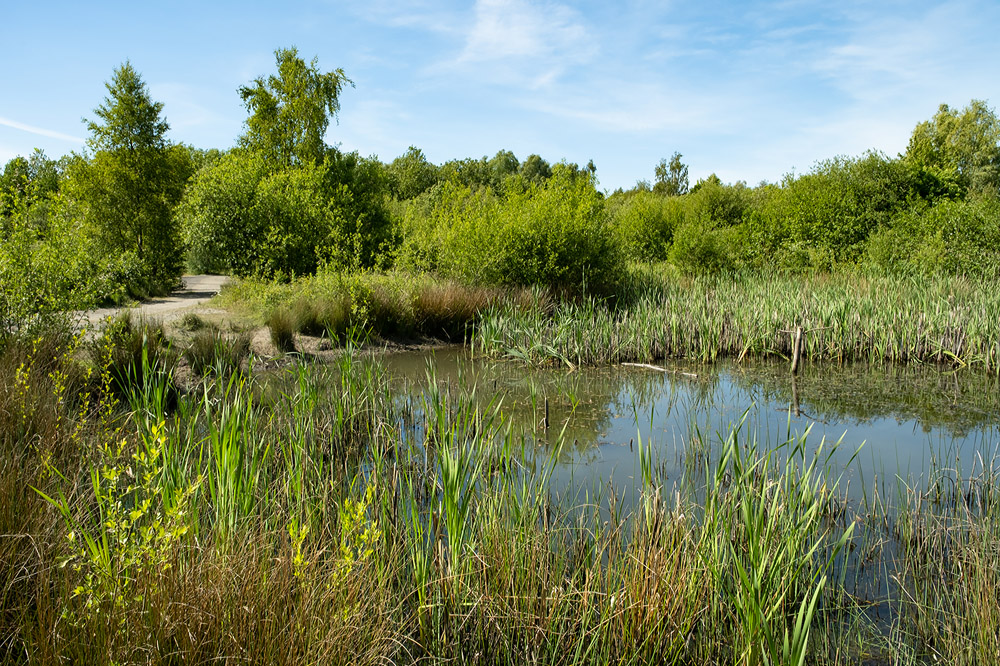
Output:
378 346 1000 506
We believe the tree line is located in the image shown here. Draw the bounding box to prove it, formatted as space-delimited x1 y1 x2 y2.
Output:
3 47 1000 326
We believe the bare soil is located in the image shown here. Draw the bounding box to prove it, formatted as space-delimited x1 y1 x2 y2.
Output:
80 274 450 369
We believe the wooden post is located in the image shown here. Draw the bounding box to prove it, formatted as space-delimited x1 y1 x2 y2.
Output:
790 326 804 375
790 374 801 417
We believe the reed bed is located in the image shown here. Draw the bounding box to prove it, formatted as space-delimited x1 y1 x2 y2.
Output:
3 326 1000 664
474 271 1000 374
218 269 548 346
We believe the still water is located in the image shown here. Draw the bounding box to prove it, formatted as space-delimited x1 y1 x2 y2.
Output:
378 346 1000 504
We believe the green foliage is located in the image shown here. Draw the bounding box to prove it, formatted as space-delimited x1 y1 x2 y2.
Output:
179 151 269 275
518 153 552 184
36 423 199 625
399 166 622 289
184 329 253 377
0 150 61 219
865 198 1000 276
254 163 347 276
608 190 684 261
654 151 689 196
66 62 187 293
0 183 114 330
389 146 439 199
267 307 298 353
668 217 740 275
90 312 176 402
320 149 396 270
181 149 393 277
905 99 1000 198
238 47 353 167
745 152 919 268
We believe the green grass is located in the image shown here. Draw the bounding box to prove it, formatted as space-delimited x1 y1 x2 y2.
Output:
474 269 1000 375
219 268 1000 377
4 325 1000 664
225 268 544 346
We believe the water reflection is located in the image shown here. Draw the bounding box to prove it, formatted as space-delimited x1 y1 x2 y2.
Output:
377 346 1000 501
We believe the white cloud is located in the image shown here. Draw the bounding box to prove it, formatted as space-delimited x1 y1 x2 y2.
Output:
524 80 730 134
810 1 990 105
0 116 84 144
346 0 464 35
437 0 595 88
459 0 587 62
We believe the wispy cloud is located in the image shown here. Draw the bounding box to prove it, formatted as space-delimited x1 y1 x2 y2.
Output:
439 0 595 88
346 0 464 35
523 79 731 134
459 0 588 62
810 1 993 105
0 116 84 144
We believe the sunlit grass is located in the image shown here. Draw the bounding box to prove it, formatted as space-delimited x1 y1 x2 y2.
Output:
2 322 1000 663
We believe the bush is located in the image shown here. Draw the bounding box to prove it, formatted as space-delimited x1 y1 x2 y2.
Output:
865 198 1000 276
668 219 740 275
398 166 624 290
180 150 395 278
1 188 117 332
744 152 921 267
608 190 684 261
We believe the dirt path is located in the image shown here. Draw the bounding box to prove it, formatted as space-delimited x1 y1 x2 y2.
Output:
81 275 230 329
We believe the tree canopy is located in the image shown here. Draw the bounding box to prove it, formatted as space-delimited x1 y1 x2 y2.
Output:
68 61 187 293
905 99 1000 198
238 47 354 167
654 152 689 196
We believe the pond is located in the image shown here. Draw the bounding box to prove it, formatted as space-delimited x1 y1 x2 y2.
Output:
378 346 1000 507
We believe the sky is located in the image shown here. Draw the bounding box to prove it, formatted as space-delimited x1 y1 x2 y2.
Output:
2 0 999 192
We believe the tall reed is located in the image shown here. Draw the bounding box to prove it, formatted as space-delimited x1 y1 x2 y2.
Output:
475 271 1000 374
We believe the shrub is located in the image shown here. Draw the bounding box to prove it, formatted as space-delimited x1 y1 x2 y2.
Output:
180 150 394 278
608 190 684 261
865 198 1000 276
267 308 297 353
745 152 920 267
399 166 624 290
669 219 738 275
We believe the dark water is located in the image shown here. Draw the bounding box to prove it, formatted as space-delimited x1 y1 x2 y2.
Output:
379 346 1000 503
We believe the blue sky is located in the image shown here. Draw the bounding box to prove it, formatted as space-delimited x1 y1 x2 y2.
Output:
2 0 998 191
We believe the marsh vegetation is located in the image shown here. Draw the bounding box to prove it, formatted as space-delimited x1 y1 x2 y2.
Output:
3 47 1000 664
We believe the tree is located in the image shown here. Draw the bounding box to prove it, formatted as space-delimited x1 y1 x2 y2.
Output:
519 154 552 184
488 149 520 186
905 100 1000 198
238 47 354 167
654 152 689 196
68 62 184 292
389 146 439 199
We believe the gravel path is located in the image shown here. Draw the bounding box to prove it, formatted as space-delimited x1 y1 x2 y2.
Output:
81 275 230 329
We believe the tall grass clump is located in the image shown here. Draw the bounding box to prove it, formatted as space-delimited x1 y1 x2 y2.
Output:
233 269 542 346
889 456 1000 664
90 310 178 398
184 328 253 376
267 306 298 353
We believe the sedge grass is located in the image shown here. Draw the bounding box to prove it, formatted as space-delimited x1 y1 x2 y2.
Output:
4 329 1000 664
475 270 1000 374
